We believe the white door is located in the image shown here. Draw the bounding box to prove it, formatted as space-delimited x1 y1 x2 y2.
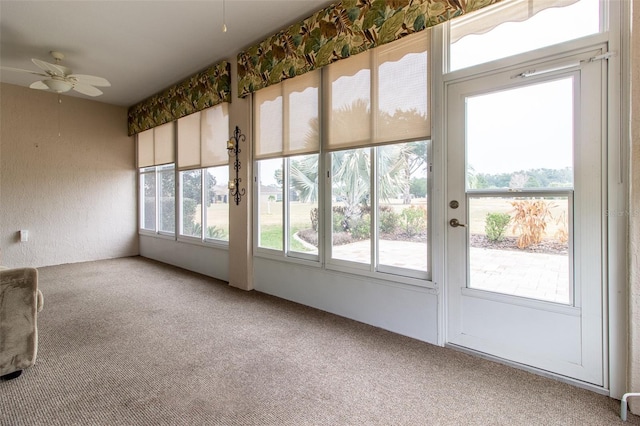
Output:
446 49 606 385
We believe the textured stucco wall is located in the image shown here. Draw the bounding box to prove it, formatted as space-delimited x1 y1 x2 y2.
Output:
630 2 640 414
0 83 138 267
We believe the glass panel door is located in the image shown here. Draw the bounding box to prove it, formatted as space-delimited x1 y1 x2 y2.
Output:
446 50 605 385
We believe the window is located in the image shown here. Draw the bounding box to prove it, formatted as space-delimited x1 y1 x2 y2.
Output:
137 104 229 243
254 70 320 259
257 158 284 250
330 147 371 265
204 166 229 241
176 104 230 243
377 141 429 275
138 164 176 235
288 154 319 256
180 169 202 237
137 122 175 235
140 167 157 231
326 31 430 280
158 164 176 234
253 30 431 282
449 0 601 72
328 141 430 279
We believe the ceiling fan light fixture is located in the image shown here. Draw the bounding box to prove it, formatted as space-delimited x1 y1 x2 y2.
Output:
44 79 72 93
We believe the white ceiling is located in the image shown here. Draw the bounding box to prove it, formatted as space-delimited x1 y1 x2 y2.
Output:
0 0 334 107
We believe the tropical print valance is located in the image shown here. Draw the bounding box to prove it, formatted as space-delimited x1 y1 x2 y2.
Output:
127 61 231 136
237 0 501 97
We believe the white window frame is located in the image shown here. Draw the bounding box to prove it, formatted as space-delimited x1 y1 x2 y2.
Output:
177 166 230 247
324 142 432 285
139 166 158 234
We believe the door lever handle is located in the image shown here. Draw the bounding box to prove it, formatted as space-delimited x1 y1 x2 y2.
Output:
449 218 466 228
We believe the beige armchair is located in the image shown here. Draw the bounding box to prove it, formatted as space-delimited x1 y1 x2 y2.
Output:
0 267 43 380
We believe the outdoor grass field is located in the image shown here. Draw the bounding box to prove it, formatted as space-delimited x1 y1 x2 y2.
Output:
191 195 569 255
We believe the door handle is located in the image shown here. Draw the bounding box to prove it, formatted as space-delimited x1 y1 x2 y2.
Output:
449 218 466 228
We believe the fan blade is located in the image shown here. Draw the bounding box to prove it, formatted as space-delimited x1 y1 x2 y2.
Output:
69 74 111 87
73 82 103 97
0 66 48 77
32 58 71 77
29 81 49 90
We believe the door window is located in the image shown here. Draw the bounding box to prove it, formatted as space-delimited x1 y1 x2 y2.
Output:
465 77 574 304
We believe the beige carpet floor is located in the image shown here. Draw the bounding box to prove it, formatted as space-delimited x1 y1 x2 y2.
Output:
0 256 637 425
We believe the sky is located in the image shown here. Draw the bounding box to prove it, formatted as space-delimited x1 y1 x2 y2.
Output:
452 0 599 175
466 77 574 175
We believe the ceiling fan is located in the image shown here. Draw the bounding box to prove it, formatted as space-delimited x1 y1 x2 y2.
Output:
1 51 110 97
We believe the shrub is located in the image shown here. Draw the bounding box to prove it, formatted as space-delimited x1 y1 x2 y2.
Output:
410 177 428 198
159 197 176 233
401 205 427 237
554 210 569 244
350 214 371 240
206 226 227 239
333 210 346 232
144 197 156 228
485 212 511 242
181 198 198 235
380 210 401 234
510 200 553 248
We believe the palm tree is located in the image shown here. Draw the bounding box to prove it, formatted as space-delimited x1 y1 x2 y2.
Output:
290 100 427 206
290 154 319 202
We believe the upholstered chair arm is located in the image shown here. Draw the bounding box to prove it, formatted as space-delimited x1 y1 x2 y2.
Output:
37 289 44 312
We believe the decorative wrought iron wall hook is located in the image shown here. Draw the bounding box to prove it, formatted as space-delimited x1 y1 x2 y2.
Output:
227 126 246 206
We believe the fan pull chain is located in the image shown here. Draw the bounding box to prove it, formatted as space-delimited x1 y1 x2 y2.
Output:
222 0 227 32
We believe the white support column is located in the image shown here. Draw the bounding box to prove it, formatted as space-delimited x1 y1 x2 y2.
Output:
227 56 253 291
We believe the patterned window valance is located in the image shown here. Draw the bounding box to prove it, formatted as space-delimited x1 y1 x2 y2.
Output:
127 61 231 136
237 0 502 97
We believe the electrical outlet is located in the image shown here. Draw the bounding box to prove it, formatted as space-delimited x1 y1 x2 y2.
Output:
20 230 28 242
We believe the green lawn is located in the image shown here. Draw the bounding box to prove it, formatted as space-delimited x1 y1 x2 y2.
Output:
253 196 569 249
259 224 315 252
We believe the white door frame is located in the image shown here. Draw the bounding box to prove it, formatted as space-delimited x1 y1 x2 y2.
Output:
431 26 631 398
432 18 628 394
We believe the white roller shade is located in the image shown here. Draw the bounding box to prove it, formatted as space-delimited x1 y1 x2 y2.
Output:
177 112 201 170
325 31 430 152
136 123 175 167
137 129 154 168
286 69 320 156
254 70 320 160
376 31 429 144
154 122 175 165
325 51 371 150
201 103 230 167
254 84 283 159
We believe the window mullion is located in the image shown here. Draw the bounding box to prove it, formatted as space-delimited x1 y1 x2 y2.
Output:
155 167 160 233
283 158 290 255
370 47 379 273
282 84 289 255
200 169 206 241
324 152 333 263
322 68 332 264
371 147 378 274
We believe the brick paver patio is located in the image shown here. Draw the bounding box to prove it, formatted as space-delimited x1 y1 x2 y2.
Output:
332 240 569 304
